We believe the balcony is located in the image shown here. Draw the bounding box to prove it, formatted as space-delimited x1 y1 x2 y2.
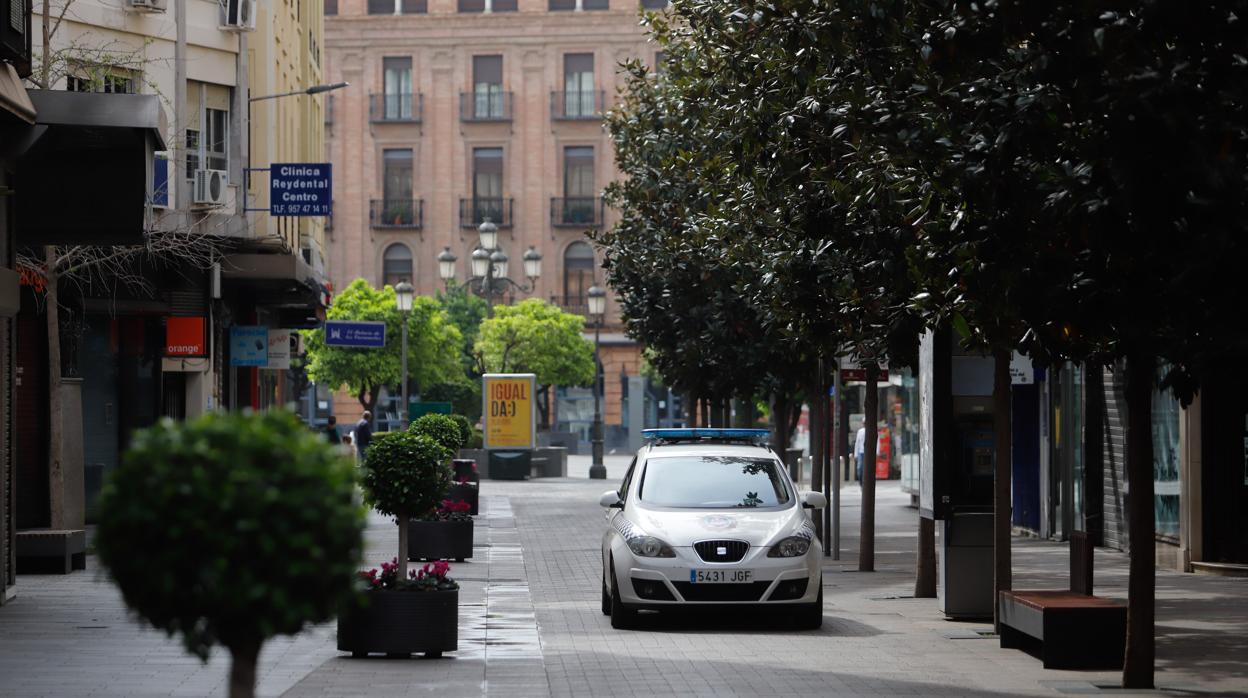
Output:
459 91 513 122
550 294 589 317
369 93 423 123
459 198 513 229
551 197 605 228
370 199 424 229
551 90 605 120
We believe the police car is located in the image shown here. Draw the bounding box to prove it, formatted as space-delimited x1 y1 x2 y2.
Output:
599 429 827 629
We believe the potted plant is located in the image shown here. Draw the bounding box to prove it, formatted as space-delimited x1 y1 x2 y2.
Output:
448 469 479 515
359 429 452 583
94 411 364 698
337 558 459 659
409 499 474 562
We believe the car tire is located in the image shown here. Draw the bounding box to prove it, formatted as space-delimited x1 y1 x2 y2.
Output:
793 583 823 630
601 573 612 616
609 566 637 630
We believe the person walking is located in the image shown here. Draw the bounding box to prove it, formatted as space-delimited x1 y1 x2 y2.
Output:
355 411 373 460
854 424 866 484
323 415 342 444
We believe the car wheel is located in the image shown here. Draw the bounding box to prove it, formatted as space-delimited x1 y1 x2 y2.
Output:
793 583 823 630
609 566 637 630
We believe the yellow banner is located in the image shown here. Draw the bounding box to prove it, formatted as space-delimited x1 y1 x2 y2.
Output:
484 375 533 448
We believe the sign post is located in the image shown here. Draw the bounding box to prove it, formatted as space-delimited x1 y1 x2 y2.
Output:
482 374 536 450
269 163 332 216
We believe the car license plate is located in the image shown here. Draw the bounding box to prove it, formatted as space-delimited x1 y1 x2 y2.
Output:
690 569 752 584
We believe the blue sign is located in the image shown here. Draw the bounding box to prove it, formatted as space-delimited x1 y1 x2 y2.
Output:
270 163 332 216
324 320 386 348
230 326 269 366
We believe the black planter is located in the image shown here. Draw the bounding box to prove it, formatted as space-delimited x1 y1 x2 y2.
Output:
452 459 479 483
337 588 458 658
447 483 479 515
409 518 474 562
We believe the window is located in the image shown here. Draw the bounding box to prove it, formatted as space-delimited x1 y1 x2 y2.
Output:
185 130 200 180
367 0 390 13
472 55 503 119
639 456 792 508
205 108 228 171
640 0 667 8
383 57 412 119
152 153 170 208
550 0 605 9
472 147 504 223
562 146 595 224
324 0 337 14
66 70 136 94
563 241 594 311
382 244 413 288
383 149 413 204
459 0 515 11
368 0 424 13
563 54 594 117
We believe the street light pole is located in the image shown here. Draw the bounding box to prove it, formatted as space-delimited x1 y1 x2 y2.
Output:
587 284 607 479
395 281 414 430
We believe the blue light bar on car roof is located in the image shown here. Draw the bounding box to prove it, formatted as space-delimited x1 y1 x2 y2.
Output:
641 428 771 442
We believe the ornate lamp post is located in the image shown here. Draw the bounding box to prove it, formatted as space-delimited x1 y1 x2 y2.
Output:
394 280 414 429
436 219 541 317
587 284 607 479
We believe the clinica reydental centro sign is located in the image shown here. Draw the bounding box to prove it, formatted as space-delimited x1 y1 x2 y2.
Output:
269 163 332 216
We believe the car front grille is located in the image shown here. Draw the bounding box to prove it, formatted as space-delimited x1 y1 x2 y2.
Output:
673 581 771 602
694 539 749 563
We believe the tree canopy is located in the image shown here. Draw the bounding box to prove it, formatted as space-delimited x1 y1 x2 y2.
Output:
474 298 594 388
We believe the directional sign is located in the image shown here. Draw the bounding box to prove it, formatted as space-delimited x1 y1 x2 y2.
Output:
324 320 385 348
483 374 536 450
270 163 332 216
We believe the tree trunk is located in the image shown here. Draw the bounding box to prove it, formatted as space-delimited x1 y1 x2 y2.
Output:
787 393 802 441
40 0 51 87
397 512 410 581
536 384 550 431
1122 353 1155 689
45 248 64 529
227 640 261 698
700 398 709 427
992 349 1013 630
915 515 937 597
685 392 697 427
859 364 878 572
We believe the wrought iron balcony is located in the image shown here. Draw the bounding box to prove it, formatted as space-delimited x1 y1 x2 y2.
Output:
370 199 424 229
551 90 605 120
550 294 589 317
369 93 423 123
459 91 513 122
459 198 513 228
551 197 604 228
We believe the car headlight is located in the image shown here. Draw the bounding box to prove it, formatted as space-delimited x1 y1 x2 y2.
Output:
767 536 811 558
626 535 676 558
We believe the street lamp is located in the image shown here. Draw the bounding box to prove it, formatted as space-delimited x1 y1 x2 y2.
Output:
437 247 457 285
441 218 541 317
394 280 414 429
249 81 351 102
587 284 607 479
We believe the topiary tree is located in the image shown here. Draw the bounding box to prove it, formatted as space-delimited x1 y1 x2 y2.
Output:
409 413 467 454
359 430 452 581
448 414 473 453
94 411 365 698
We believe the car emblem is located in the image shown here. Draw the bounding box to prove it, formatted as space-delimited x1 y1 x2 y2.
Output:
716 546 727 556
701 515 737 530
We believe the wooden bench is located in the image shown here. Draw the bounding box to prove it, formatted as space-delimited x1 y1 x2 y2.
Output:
998 532 1126 669
16 529 86 574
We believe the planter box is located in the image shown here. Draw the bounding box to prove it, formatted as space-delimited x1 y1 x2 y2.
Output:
409 518 473 562
337 588 457 658
452 459 479 484
446 483 479 515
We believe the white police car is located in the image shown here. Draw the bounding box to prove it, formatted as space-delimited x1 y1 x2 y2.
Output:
600 429 827 629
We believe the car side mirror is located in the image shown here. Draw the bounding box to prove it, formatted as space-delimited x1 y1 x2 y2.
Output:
801 491 828 509
599 490 623 509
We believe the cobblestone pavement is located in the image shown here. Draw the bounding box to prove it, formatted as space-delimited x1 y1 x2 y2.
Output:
1 458 1245 697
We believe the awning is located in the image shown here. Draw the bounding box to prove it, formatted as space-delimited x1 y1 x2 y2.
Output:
16 90 167 246
221 252 329 326
0 64 35 125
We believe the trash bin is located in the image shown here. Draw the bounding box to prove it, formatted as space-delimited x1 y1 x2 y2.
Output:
938 509 994 619
488 450 531 480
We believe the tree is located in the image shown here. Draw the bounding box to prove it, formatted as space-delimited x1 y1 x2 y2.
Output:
303 279 463 416
436 282 489 378
474 299 595 429
358 431 451 583
95 411 364 698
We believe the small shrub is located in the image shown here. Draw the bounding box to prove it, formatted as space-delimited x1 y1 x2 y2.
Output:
409 413 466 453
449 414 473 451
361 431 452 520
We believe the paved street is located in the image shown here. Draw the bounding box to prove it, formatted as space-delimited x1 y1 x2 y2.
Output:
1 457 1245 697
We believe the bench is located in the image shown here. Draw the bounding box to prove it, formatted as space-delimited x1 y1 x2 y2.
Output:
998 532 1126 669
16 529 86 574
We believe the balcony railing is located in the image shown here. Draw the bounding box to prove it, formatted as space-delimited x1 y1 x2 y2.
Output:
370 199 424 229
459 91 513 122
551 90 605 120
550 294 589 317
459 198 513 228
369 93 424 123
551 197 605 228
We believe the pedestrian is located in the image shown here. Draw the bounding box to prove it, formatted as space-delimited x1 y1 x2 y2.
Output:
323 415 342 444
854 424 866 484
355 411 373 459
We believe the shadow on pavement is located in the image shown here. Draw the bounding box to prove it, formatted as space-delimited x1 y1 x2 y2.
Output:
619 605 888 637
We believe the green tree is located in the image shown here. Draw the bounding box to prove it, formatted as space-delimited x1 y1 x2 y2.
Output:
303 279 463 416
436 282 490 377
359 431 451 582
95 411 364 698
474 299 595 429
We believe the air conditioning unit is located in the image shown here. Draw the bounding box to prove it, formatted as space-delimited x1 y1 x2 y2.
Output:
220 0 255 31
128 0 168 12
193 169 227 207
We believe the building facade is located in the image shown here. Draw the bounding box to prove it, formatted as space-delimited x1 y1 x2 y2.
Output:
323 0 659 437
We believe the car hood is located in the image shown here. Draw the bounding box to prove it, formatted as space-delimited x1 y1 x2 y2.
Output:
627 506 805 547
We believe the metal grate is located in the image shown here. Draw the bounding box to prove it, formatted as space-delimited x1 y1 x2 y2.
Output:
693 539 749 563
673 581 769 602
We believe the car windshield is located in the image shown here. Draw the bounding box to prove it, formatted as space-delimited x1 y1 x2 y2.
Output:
638 455 791 508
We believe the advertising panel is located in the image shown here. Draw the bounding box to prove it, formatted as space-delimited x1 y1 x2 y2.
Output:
166 316 207 357
229 326 268 367
482 373 536 450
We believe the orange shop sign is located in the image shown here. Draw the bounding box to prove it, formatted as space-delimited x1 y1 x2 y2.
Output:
166 316 207 357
